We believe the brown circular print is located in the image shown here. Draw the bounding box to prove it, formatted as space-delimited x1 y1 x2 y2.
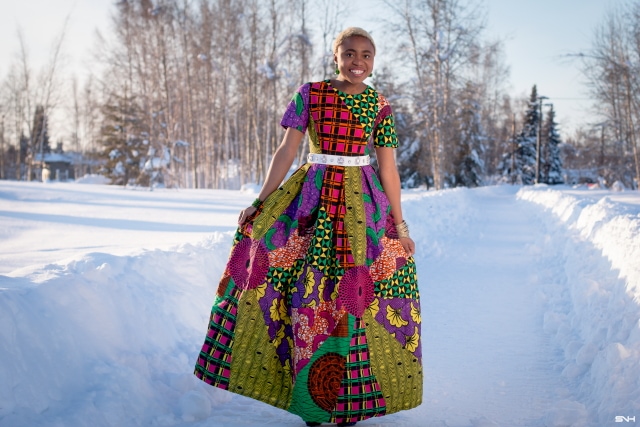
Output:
307 352 346 411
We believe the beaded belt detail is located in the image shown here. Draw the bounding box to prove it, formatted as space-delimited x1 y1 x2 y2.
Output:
307 153 370 166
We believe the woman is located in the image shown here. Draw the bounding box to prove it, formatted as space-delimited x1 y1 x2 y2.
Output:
194 27 422 426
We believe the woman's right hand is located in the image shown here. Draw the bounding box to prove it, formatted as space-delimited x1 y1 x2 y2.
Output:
238 205 258 225
399 236 416 258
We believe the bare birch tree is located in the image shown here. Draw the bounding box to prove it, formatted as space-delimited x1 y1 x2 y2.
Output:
577 2 640 188
383 0 485 189
80 0 360 188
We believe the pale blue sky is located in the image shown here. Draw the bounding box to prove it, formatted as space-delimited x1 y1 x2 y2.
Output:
348 0 616 134
0 0 616 135
483 0 615 132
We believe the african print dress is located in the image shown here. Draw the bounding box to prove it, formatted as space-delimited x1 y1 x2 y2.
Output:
194 80 422 425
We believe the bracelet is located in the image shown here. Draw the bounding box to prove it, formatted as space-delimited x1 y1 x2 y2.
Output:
396 220 410 239
251 197 263 209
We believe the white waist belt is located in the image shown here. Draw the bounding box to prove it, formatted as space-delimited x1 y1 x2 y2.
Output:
307 153 370 166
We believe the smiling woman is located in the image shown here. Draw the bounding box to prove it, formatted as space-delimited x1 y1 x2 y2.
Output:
194 26 422 427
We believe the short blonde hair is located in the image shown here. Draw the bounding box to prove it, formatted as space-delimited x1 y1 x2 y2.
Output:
332 27 376 55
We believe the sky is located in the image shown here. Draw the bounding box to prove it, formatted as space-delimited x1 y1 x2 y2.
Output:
482 0 616 133
0 0 618 136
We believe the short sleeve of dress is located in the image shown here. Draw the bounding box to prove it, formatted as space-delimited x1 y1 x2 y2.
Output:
374 94 399 148
280 83 311 133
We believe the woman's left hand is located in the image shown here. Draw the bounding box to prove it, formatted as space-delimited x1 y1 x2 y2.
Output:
238 206 258 225
400 236 416 257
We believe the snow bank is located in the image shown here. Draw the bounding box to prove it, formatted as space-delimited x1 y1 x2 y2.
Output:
75 174 110 185
0 235 242 427
517 185 640 424
519 186 640 292
400 187 476 260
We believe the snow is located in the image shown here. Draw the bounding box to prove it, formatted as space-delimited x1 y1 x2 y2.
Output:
34 152 74 163
517 185 640 425
1 180 639 427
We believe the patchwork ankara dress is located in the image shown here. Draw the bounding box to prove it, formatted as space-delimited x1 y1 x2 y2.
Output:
194 80 422 424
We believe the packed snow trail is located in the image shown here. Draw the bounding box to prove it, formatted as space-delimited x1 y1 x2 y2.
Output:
405 186 583 426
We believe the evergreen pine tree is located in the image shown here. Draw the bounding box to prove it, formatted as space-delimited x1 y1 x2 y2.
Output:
514 85 540 185
19 133 29 179
19 133 29 165
100 94 147 186
31 105 51 156
454 83 485 187
497 132 518 184
542 105 564 184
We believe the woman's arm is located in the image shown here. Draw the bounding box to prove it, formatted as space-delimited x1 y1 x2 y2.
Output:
375 146 416 257
238 127 305 225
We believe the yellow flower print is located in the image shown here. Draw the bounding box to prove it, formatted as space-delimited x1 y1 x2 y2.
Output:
282 358 292 377
317 276 326 300
410 302 421 324
386 304 408 328
404 326 420 353
270 298 281 322
279 299 291 325
366 298 380 317
330 279 339 300
303 268 315 298
255 283 267 300
272 324 286 348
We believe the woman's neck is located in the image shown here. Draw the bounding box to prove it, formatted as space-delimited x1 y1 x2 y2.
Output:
330 79 367 95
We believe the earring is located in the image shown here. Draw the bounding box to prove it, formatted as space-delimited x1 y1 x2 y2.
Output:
335 67 340 75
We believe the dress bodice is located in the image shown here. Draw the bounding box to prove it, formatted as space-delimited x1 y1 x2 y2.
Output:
280 80 398 157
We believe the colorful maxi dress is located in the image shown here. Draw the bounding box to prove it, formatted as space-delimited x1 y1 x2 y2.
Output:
194 80 422 424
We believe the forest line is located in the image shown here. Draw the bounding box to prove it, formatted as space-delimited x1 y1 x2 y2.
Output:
0 0 638 190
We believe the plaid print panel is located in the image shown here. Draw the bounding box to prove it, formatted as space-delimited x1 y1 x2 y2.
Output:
194 287 240 389
319 166 345 218
319 165 354 268
331 317 386 423
309 81 373 156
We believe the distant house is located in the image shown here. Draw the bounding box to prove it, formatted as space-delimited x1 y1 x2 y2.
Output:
34 152 75 181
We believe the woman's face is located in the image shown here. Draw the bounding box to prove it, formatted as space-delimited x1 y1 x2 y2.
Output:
334 35 375 85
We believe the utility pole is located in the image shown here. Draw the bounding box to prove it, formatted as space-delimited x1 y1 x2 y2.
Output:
594 121 607 177
38 114 47 182
535 95 549 184
0 114 5 180
511 113 517 184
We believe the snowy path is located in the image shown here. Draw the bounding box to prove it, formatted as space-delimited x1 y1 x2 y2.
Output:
406 187 573 426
